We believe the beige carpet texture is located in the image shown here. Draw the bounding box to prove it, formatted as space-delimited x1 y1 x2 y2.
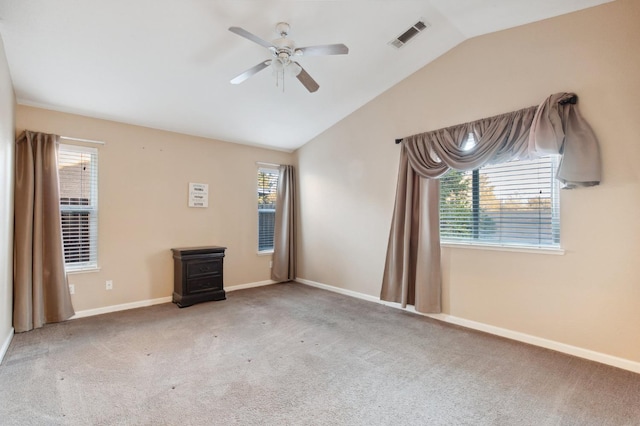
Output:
1 283 639 425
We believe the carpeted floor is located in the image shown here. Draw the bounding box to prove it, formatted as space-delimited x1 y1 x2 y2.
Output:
1 282 639 425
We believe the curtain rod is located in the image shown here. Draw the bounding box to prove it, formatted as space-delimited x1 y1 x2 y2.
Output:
394 94 578 145
60 136 106 145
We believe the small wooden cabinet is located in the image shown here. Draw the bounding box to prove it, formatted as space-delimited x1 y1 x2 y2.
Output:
171 246 226 308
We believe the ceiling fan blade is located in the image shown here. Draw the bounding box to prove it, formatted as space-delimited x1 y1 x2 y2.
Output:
230 60 272 85
295 43 349 56
294 62 320 93
228 26 276 49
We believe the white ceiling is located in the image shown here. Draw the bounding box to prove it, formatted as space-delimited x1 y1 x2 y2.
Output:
0 0 612 152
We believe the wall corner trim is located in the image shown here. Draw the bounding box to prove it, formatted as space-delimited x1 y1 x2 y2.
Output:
0 327 14 365
295 278 640 374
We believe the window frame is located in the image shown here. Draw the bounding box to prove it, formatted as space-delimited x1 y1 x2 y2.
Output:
58 143 99 272
257 166 279 254
439 155 562 253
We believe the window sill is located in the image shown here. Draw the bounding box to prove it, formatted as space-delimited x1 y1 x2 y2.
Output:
441 242 565 255
66 267 101 275
257 251 273 256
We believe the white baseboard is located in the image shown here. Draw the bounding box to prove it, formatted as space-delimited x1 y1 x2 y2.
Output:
296 278 640 374
71 296 173 319
70 280 280 320
0 326 14 365
296 278 381 303
425 313 640 374
226 280 278 292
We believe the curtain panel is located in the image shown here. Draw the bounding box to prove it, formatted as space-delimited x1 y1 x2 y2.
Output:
381 92 601 313
271 165 296 282
14 130 75 332
380 149 442 312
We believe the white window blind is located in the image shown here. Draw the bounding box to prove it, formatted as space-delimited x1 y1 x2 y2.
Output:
58 144 99 271
257 167 279 252
439 135 560 248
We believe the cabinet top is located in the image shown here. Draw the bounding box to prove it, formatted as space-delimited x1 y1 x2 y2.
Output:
171 246 227 256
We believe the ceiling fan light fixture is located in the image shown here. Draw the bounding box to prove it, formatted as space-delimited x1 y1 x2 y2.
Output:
277 51 291 64
272 58 285 72
288 62 302 77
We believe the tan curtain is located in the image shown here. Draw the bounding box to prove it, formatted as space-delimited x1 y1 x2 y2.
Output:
381 93 601 313
14 130 74 333
381 147 441 312
271 165 296 282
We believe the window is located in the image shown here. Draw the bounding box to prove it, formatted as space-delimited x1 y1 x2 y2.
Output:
439 135 560 249
257 167 279 252
58 144 99 271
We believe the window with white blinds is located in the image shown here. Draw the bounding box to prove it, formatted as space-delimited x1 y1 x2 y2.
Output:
439 135 560 248
58 144 99 271
257 167 279 253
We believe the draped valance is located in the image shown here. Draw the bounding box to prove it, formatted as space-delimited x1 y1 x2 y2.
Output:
401 92 601 188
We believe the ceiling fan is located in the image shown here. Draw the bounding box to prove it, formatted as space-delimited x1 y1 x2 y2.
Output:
228 22 349 93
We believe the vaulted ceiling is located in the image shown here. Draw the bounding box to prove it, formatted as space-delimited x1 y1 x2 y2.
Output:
0 0 612 151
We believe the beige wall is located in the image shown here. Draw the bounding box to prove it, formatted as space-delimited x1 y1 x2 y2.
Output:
16 106 293 311
0 35 15 358
296 0 640 362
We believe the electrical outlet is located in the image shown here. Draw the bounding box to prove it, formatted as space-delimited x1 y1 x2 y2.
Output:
106 280 113 290
69 284 75 295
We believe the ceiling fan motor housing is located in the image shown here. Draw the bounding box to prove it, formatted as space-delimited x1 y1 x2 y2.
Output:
271 36 295 65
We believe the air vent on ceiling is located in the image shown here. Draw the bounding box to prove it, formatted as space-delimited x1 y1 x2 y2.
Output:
390 20 430 49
